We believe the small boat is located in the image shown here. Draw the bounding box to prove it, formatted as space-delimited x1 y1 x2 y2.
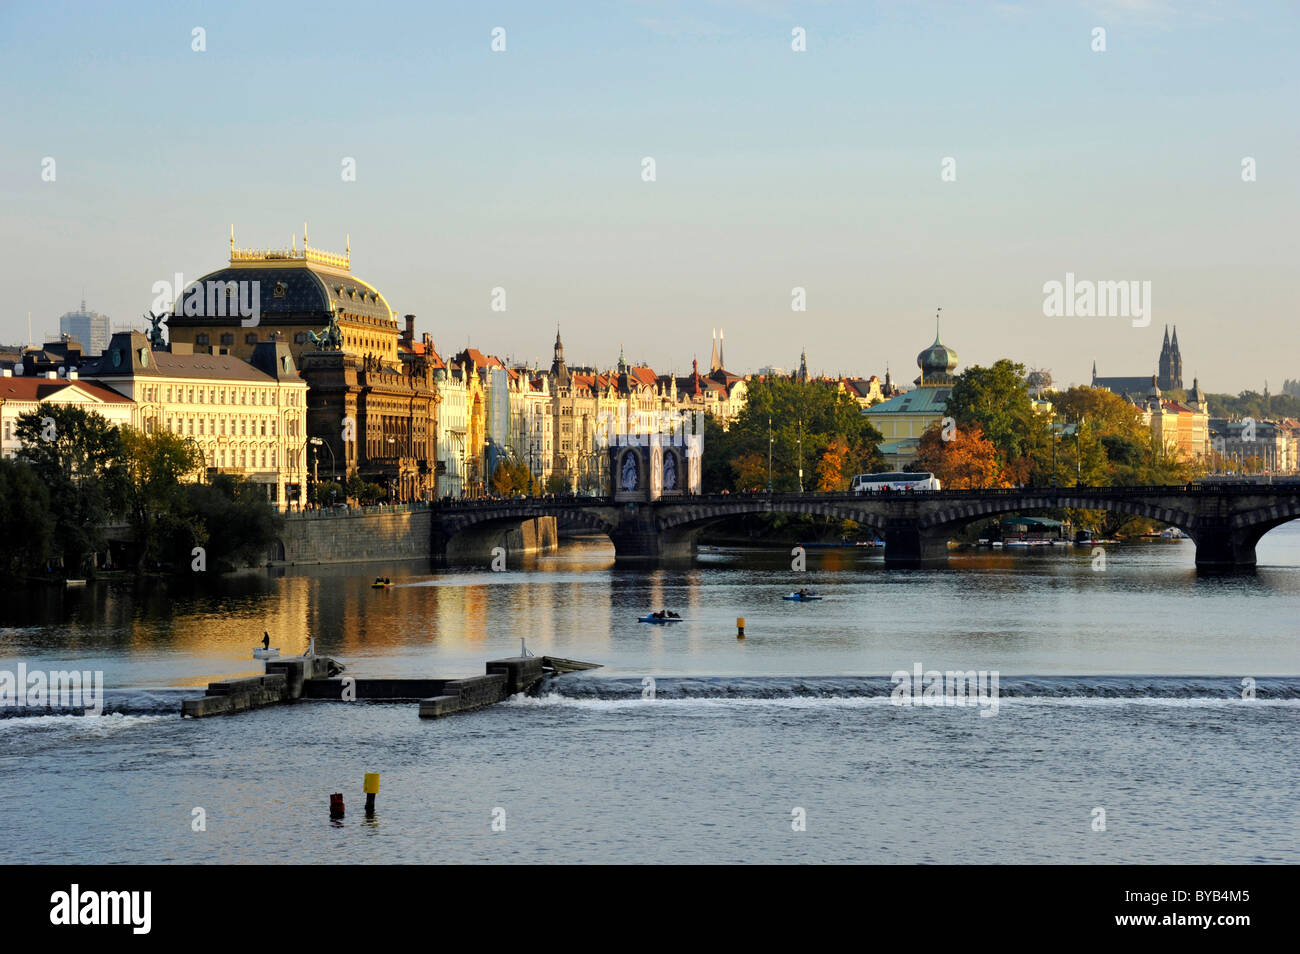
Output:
65 579 87 586
370 579 393 589
782 592 823 601
638 614 683 624
253 647 280 659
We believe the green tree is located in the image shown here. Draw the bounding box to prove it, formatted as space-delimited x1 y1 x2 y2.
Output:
181 473 284 570
0 458 54 577
707 379 883 492
120 427 204 571
944 360 1045 466
16 404 127 576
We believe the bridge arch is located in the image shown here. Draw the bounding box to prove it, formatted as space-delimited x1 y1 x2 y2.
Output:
919 494 1197 537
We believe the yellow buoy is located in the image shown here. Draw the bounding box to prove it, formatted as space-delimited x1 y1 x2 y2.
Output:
363 773 380 794
736 617 746 638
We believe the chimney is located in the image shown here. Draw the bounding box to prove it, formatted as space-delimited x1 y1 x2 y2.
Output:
404 314 416 344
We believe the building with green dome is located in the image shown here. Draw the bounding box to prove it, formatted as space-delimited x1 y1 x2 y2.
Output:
864 318 959 467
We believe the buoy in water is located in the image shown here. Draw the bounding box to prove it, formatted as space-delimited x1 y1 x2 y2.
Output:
737 616 745 638
364 773 380 815
329 793 345 819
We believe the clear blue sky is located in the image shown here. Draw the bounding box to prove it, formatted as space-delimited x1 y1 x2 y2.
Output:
2 0 1296 391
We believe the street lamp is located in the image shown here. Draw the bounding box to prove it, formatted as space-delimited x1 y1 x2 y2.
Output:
387 436 397 501
797 417 804 493
183 436 205 484
767 416 773 494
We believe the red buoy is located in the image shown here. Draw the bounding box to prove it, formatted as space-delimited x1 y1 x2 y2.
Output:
329 793 345 818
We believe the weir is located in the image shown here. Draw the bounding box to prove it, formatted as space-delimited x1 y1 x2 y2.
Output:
180 649 598 719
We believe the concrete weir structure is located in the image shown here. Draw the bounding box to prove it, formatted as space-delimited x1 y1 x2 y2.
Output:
181 650 597 719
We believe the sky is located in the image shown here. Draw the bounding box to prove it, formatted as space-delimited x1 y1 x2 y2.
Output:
1 0 1296 392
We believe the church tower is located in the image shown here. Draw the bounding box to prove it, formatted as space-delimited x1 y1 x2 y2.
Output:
1158 325 1183 390
551 326 570 387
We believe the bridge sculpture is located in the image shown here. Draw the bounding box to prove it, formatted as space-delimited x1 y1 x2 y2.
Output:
430 484 1300 571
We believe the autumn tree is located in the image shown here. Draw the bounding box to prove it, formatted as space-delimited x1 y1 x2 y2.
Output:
915 421 1007 489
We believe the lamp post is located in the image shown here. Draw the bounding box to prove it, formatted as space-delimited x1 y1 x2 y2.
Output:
387 436 397 501
309 437 336 507
1075 417 1083 484
767 416 773 494
183 437 205 484
797 417 804 493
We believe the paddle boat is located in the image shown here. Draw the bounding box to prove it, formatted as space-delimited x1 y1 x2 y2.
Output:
638 611 683 624
782 590 823 601
371 577 394 589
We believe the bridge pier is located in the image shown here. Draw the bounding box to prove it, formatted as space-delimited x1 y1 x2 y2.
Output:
883 524 951 567
608 514 699 562
1192 527 1258 573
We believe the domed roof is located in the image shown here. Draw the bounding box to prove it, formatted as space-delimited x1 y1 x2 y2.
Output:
917 327 958 379
1026 369 1053 389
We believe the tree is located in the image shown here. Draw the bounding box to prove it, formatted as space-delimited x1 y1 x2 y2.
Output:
915 421 1007 488
490 458 536 496
120 427 204 571
706 378 883 492
815 436 850 491
945 360 1044 465
730 451 767 491
16 404 127 576
181 473 284 570
0 458 54 577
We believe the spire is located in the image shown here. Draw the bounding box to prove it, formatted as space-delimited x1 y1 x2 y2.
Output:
718 329 725 370
1171 325 1179 348
1092 359 1097 382
935 307 943 344
798 348 809 383
709 329 719 372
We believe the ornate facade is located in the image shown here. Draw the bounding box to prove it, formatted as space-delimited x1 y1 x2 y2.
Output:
165 235 440 501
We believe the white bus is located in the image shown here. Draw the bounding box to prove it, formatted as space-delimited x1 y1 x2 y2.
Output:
850 471 942 493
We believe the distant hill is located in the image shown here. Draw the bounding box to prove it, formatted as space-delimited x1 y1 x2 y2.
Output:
1207 392 1300 420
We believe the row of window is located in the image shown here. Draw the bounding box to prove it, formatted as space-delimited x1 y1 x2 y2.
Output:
148 384 300 407
167 416 301 437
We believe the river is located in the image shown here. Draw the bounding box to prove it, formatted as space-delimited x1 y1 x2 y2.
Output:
2 524 1297 863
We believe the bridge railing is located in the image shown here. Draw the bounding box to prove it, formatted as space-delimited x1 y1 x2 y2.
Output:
426 482 1299 511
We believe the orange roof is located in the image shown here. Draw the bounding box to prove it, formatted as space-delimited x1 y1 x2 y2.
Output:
0 378 132 404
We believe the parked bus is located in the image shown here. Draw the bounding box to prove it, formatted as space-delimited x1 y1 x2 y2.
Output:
850 471 942 493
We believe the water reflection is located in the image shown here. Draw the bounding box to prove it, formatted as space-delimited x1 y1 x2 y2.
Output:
1 526 1297 686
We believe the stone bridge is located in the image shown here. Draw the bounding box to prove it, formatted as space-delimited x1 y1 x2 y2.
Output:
430 483 1300 571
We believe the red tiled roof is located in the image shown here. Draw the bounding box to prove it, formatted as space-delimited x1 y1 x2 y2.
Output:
0 378 132 403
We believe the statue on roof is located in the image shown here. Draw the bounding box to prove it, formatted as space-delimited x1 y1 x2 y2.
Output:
307 306 343 351
143 311 167 350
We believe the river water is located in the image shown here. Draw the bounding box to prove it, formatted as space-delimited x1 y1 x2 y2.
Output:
2 525 1298 863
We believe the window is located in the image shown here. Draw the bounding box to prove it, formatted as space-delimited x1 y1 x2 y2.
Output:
196 333 209 346
294 332 307 344
271 421 276 437
220 333 234 346
188 420 194 435
245 333 257 345
220 420 225 436
260 420 266 436
187 388 194 403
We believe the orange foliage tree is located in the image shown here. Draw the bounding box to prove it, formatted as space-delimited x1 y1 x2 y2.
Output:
914 421 1008 489
815 437 850 491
